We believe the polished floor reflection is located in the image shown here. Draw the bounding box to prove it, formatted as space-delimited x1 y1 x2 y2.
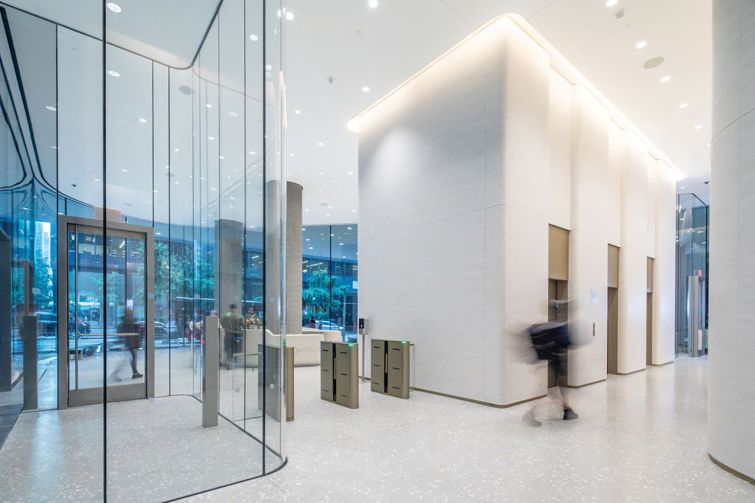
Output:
189 357 755 502
0 395 264 503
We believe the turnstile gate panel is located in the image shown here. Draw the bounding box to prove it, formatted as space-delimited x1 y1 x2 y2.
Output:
371 339 411 399
371 340 386 392
321 341 358 408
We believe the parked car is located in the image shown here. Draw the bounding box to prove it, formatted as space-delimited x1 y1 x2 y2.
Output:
316 320 344 331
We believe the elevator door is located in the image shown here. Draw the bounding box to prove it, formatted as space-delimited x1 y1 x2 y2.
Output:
58 217 154 407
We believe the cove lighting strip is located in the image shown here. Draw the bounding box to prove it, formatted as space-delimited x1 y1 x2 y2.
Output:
348 14 685 181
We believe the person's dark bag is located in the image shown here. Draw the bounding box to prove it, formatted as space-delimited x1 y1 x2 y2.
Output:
527 321 571 360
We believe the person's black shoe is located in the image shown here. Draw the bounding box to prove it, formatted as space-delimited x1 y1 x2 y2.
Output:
132 372 143 379
563 407 579 420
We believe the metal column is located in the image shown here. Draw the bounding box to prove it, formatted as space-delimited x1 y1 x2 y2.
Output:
687 275 702 357
203 315 219 427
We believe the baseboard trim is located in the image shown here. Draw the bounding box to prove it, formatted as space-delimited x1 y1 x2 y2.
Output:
567 378 606 389
411 386 547 409
709 454 755 486
650 360 674 367
616 367 647 376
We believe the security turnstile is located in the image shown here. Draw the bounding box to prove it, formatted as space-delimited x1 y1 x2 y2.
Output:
371 339 410 399
320 341 358 408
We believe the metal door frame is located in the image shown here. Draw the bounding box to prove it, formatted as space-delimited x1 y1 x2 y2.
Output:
57 215 155 409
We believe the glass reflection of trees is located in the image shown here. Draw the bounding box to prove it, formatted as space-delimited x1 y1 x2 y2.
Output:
301 224 358 340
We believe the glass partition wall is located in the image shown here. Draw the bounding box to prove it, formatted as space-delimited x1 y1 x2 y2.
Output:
0 1 286 501
675 193 709 356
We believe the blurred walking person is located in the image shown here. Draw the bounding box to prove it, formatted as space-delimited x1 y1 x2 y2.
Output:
523 319 578 426
220 303 244 369
110 309 143 381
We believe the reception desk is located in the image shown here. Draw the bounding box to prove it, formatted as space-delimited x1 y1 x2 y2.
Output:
220 328 326 367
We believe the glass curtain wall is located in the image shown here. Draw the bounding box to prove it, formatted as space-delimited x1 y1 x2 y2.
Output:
0 0 286 500
302 224 358 341
675 193 709 356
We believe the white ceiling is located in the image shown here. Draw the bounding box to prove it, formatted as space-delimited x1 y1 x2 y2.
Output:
284 0 712 224
9 0 712 223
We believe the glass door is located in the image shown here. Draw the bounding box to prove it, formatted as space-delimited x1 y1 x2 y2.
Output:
58 217 154 407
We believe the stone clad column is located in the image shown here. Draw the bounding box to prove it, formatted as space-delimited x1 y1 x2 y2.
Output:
709 0 755 481
286 182 303 335
214 219 243 317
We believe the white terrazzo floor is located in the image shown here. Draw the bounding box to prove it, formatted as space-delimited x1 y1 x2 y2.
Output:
186 356 755 503
0 395 269 503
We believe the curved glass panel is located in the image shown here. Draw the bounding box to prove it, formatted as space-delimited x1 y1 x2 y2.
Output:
0 0 285 500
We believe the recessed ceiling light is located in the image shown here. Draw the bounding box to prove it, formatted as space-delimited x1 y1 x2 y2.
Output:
139 117 147 123
108 70 120 78
635 40 647 49
361 85 371 92
680 185 686 189
286 11 295 20
317 142 324 147
289 153 295 157
249 34 259 42
694 124 703 130
606 0 618 6
93 178 102 182
368 0 379 7
106 2 122 14
45 105 56 112
205 103 213 109
679 102 689 109
121 168 128 173
228 111 239 117
348 171 354 175
294 109 301 115
174 148 180 152
660 75 671 83
208 136 215 140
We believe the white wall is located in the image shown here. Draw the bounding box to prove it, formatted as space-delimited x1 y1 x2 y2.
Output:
358 21 508 403
617 133 650 374
567 87 614 387
651 160 677 365
708 0 755 481
357 16 677 406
